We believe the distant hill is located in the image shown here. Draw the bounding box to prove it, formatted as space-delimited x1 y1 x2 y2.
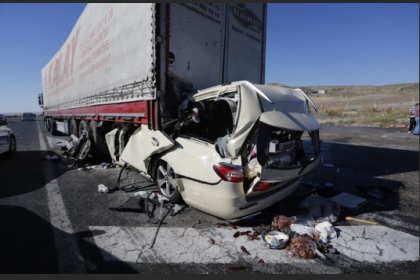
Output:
301 82 419 96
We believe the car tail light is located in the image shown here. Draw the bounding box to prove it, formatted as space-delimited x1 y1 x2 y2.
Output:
254 181 273 191
213 163 243 182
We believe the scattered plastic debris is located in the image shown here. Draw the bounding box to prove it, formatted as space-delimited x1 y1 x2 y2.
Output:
314 221 336 243
97 184 109 194
262 231 289 249
290 224 319 240
331 192 367 210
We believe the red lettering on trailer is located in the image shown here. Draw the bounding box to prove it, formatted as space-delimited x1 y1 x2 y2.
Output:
44 27 80 94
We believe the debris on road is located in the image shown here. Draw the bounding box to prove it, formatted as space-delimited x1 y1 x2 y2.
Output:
262 231 289 249
330 192 367 210
286 236 318 259
345 216 377 225
97 184 109 194
240 245 251 255
290 224 319 240
109 196 145 212
314 221 336 243
271 215 296 233
257 259 265 265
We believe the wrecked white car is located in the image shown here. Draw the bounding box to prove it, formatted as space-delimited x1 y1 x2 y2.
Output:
114 81 321 220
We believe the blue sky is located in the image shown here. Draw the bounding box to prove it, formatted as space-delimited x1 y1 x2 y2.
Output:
0 3 418 113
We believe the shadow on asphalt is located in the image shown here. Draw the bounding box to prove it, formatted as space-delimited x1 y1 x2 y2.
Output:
324 142 419 177
0 150 64 199
0 205 136 273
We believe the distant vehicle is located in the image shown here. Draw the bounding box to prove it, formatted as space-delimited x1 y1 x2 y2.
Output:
0 114 7 123
0 119 16 155
21 113 36 121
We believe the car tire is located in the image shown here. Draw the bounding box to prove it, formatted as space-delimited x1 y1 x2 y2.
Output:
156 160 182 203
7 135 16 155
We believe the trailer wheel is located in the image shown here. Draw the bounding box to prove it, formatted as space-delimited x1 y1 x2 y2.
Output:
155 160 182 203
51 120 59 136
79 120 90 138
46 118 52 132
70 119 79 137
89 120 99 144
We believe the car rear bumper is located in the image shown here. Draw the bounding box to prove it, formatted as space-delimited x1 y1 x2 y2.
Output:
181 178 301 220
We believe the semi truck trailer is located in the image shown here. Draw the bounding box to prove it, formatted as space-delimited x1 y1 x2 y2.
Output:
39 3 322 220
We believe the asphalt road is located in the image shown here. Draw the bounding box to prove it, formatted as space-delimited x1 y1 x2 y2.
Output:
0 117 418 273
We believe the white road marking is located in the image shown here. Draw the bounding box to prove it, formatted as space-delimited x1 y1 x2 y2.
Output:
90 225 418 265
37 121 85 273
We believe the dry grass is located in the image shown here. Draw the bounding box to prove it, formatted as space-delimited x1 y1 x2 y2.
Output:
305 83 419 127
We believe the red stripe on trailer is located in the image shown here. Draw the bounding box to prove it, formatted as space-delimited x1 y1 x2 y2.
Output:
44 100 149 124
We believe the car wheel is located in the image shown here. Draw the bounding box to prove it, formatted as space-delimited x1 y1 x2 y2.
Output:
8 135 16 155
156 161 182 203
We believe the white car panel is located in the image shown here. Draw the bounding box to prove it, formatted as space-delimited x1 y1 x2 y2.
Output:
160 136 224 184
121 125 175 173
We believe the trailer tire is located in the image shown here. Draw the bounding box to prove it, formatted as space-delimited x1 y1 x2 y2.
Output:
51 120 59 136
79 120 90 138
89 120 111 161
46 118 52 132
89 120 99 144
70 119 79 137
